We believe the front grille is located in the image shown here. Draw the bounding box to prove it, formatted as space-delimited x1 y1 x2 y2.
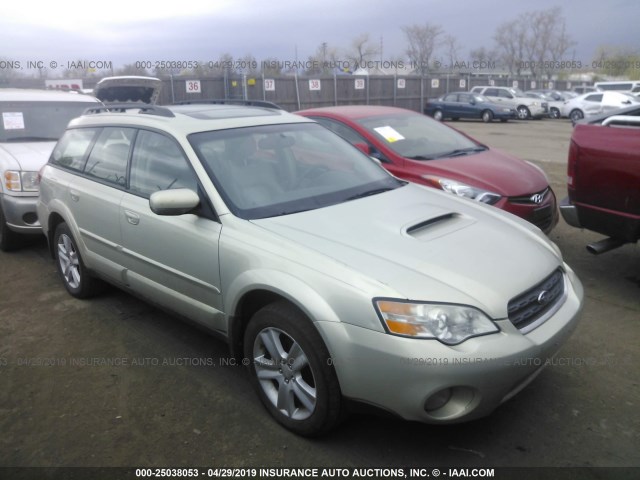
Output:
508 269 565 332
531 205 553 231
510 187 550 205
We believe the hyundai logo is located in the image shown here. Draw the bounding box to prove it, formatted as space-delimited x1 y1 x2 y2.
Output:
537 290 551 305
530 193 545 204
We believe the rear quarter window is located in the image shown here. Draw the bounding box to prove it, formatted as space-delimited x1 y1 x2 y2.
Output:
49 128 99 171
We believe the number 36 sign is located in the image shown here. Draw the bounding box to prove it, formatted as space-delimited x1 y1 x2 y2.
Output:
186 80 201 93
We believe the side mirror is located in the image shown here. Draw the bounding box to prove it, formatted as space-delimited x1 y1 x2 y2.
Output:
469 99 476 105
150 188 200 216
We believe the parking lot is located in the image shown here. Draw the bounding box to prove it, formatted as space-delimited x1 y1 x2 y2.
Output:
0 118 638 472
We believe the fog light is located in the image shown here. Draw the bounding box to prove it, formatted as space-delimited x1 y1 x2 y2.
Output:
424 388 452 412
23 212 38 225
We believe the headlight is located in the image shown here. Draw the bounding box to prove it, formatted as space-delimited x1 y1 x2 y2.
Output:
3 171 40 192
422 176 501 205
375 299 499 345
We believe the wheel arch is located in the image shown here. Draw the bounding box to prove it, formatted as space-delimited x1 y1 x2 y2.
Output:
226 270 342 361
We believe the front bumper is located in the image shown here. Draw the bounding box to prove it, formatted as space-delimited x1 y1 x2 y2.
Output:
0 193 42 234
317 266 583 423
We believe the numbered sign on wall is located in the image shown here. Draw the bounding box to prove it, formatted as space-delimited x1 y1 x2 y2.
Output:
355 78 366 90
397 78 406 89
264 79 275 91
309 79 321 91
431 79 440 88
459 79 466 89
186 80 201 94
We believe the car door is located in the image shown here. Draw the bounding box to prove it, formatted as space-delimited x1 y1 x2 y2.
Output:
456 93 475 118
442 93 462 118
65 127 134 282
119 129 224 331
582 93 604 115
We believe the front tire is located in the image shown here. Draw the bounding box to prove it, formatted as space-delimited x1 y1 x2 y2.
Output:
53 222 100 298
244 301 343 436
550 107 560 119
516 105 531 120
433 109 444 121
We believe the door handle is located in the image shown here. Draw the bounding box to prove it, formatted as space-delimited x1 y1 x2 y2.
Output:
69 190 79 202
124 210 140 225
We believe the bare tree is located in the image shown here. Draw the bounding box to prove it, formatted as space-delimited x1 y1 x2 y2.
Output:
494 7 575 79
402 23 444 74
442 34 462 70
346 33 380 68
493 19 526 76
305 42 340 75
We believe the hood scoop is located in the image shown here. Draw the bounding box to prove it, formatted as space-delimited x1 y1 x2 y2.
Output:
405 212 475 241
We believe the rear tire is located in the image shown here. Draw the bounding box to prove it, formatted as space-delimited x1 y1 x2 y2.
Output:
570 109 584 123
53 222 100 298
433 109 444 121
244 301 344 436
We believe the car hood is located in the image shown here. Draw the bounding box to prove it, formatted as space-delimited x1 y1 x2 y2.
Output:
411 148 549 196
0 142 56 171
253 183 561 318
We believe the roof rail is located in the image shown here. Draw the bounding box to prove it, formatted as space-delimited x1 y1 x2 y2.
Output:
174 99 283 110
82 103 175 117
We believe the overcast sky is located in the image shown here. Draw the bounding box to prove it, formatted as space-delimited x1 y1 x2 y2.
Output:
0 0 637 76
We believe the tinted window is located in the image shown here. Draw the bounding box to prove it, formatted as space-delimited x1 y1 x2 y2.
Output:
312 117 367 145
585 94 603 102
49 128 99 171
484 88 499 97
0 101 97 142
84 127 135 186
498 89 514 99
443 94 458 102
129 130 198 197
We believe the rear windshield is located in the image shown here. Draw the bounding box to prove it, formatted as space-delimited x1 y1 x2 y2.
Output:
0 101 96 142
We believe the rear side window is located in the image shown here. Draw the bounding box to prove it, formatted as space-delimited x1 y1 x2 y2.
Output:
49 128 99 171
84 127 135 186
129 130 198 197
311 117 367 145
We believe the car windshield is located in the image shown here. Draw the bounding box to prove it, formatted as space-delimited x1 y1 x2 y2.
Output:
0 101 96 142
189 122 403 220
356 113 485 160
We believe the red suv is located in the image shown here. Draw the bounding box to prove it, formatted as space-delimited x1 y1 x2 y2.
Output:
296 105 558 232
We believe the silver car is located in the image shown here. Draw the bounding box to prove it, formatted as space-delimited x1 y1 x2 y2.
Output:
37 102 583 436
0 89 100 250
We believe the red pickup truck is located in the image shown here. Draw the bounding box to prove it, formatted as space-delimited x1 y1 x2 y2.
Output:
560 107 640 254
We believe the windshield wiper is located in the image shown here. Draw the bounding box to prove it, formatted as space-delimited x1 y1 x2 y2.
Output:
345 187 395 201
432 146 487 159
405 155 434 160
4 136 58 142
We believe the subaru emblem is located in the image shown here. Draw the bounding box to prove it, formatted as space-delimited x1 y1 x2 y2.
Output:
537 290 550 305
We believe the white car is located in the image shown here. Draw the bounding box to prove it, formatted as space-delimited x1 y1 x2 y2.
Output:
0 89 100 250
561 91 639 123
470 86 547 119
38 102 583 435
